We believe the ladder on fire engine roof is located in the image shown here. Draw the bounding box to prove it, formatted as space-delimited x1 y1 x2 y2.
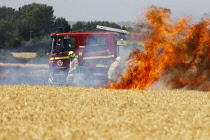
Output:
96 25 129 34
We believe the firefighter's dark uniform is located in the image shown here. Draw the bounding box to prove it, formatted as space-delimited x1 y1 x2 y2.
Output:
108 57 122 82
66 51 78 84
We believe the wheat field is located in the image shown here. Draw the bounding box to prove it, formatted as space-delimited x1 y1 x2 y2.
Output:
0 85 210 140
11 52 37 58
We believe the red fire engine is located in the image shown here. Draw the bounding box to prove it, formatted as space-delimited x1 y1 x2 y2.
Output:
48 25 144 86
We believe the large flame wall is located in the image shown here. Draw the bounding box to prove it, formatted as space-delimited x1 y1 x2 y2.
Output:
109 6 210 91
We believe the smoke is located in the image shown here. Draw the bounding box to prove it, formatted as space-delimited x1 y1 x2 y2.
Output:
0 50 49 85
0 64 49 85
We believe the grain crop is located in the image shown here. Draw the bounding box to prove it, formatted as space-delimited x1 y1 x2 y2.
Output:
0 85 210 140
11 52 37 58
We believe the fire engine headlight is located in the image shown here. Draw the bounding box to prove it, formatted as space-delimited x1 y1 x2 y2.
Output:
57 60 63 66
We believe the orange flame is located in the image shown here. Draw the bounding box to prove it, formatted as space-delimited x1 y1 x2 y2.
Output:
109 6 210 91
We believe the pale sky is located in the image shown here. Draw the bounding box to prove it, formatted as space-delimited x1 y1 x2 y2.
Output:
0 0 209 23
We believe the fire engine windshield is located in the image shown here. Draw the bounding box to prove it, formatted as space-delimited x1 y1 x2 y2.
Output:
55 37 75 53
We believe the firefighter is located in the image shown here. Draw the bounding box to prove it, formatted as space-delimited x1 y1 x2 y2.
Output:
66 51 78 84
108 56 122 82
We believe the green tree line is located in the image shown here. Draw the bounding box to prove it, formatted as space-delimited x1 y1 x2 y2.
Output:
0 3 122 51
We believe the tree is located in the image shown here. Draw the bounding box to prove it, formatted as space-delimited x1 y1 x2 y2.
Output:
71 21 86 32
0 6 19 48
0 20 16 48
71 21 122 32
54 17 70 32
16 3 56 41
0 6 16 22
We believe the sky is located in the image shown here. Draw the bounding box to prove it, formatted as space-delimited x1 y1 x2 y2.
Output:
0 0 209 23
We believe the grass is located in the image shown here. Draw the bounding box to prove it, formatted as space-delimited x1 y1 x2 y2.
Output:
0 85 210 140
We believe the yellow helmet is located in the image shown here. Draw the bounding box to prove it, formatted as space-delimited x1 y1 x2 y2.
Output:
68 51 75 57
116 56 121 61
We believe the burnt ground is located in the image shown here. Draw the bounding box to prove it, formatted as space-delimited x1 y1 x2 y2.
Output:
0 63 49 85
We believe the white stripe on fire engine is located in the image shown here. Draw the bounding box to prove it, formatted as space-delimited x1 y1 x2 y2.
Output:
83 55 114 60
